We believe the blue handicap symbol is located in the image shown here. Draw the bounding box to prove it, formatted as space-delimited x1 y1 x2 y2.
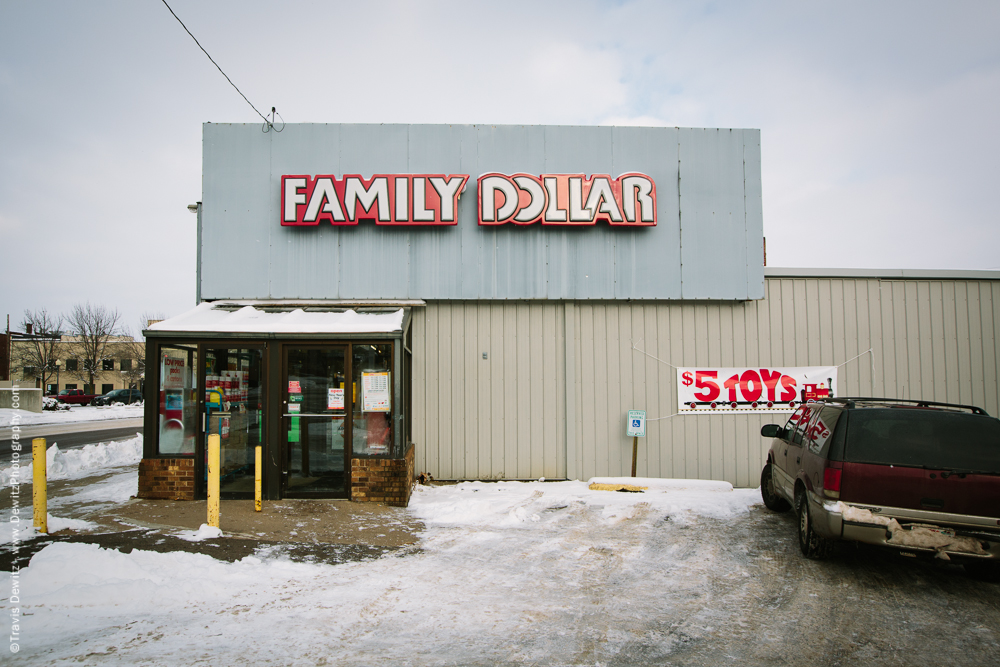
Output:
632 419 641 428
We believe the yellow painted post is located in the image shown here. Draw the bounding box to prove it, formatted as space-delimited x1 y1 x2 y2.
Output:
32 438 47 533
207 433 220 528
254 445 262 512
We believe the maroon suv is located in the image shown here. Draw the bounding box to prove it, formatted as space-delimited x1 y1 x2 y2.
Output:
760 398 1000 578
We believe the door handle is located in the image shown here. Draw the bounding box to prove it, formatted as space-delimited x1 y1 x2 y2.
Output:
796 457 800 464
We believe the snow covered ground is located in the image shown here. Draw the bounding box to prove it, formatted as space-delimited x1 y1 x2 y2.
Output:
0 438 765 665
0 404 143 428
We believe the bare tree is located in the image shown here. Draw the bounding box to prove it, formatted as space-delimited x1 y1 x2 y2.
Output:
67 303 121 393
117 311 163 390
12 309 64 389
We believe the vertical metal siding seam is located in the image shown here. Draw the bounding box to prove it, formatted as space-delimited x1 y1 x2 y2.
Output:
677 136 683 298
743 133 749 299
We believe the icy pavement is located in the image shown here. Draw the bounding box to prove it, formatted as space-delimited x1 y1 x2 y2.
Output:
2 443 999 665
0 479 762 665
0 404 143 429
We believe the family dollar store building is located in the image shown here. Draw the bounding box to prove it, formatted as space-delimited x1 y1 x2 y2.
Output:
139 123 1000 507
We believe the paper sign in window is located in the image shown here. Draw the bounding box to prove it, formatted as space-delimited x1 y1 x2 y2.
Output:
328 387 345 410
362 372 391 412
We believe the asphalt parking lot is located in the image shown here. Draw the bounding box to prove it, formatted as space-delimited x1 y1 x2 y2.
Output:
635 507 1000 666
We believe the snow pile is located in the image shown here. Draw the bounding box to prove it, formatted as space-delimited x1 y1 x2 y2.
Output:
175 524 224 542
836 501 893 526
0 435 142 487
409 478 760 528
589 477 734 492
42 396 71 411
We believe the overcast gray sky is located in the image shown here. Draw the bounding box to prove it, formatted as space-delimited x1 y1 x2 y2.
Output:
2 0 998 331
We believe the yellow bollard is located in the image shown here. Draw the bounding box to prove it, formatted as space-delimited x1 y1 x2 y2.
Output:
254 445 262 512
32 438 47 533
207 433 220 528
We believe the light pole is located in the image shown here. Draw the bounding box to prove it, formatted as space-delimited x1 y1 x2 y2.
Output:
55 359 60 394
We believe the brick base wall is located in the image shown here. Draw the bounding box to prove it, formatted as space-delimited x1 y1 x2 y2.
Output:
138 458 195 500
350 443 415 507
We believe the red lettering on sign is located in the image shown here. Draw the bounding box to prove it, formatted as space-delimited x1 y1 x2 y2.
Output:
281 174 469 226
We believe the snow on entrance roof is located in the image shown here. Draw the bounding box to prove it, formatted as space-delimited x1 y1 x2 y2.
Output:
148 302 405 334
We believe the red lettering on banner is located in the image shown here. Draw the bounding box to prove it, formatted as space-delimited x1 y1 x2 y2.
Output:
779 375 798 402
281 174 469 226
478 173 656 226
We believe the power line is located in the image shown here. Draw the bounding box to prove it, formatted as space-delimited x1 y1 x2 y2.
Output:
160 0 273 127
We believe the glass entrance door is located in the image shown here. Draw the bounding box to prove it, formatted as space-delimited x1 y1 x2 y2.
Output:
283 346 349 497
201 347 264 498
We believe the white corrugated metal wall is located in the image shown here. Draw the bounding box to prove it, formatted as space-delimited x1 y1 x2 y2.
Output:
411 276 999 487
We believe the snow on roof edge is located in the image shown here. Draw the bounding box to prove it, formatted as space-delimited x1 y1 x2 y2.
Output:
148 302 405 334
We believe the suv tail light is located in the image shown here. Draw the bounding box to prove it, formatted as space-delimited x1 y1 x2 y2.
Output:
823 467 842 499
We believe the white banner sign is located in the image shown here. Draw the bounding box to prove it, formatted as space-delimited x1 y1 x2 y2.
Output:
677 366 838 414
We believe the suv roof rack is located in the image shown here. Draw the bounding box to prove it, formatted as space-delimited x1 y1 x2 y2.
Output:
815 397 989 416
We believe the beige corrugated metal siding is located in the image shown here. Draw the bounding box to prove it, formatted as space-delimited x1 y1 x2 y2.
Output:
411 277 1000 487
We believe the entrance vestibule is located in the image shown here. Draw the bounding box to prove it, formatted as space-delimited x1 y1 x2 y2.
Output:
140 303 414 505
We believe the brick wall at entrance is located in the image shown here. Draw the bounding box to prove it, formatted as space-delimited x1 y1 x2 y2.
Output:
350 444 415 507
138 458 195 500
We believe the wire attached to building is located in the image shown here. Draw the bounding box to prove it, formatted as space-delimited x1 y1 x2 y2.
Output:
263 107 284 133
630 339 678 369
160 0 281 131
632 339 877 397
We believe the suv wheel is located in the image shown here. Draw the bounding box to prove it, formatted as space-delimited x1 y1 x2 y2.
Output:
760 464 790 512
796 490 834 559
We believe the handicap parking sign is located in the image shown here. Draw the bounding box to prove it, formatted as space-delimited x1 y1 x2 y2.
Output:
626 410 646 437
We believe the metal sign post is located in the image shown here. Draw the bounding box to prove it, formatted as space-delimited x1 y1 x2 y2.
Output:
626 410 646 477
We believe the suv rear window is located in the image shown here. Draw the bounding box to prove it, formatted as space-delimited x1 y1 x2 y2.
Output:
845 408 1000 471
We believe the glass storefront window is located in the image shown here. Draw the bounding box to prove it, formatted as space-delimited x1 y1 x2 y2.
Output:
352 343 394 457
157 345 198 455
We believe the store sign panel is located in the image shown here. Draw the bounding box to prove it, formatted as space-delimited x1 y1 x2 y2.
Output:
280 172 656 227
479 173 656 226
282 174 470 226
677 366 838 414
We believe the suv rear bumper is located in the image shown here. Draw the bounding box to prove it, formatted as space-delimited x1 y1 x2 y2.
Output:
805 490 1000 560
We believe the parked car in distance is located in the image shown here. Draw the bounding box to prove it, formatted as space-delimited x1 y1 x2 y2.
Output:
91 388 143 406
760 397 1000 579
54 389 99 405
